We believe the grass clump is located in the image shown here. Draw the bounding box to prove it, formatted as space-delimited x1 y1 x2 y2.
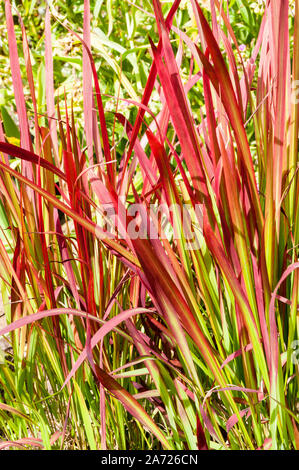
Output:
0 0 298 450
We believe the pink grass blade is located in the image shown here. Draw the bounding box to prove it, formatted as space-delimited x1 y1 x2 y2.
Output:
45 7 59 164
18 14 41 155
83 0 93 165
4 0 32 154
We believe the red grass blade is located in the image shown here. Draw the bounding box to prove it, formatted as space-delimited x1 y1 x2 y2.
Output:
0 141 65 180
4 0 32 154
